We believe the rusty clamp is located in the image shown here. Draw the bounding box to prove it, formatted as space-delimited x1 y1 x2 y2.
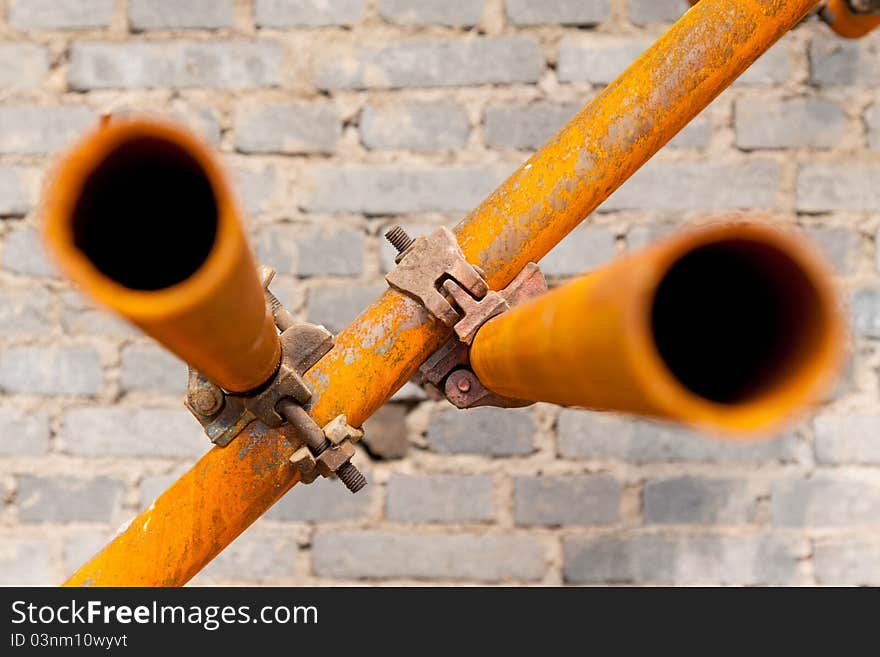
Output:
384 226 547 408
185 266 367 492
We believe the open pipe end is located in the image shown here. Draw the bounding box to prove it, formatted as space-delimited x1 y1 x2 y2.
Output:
642 222 844 436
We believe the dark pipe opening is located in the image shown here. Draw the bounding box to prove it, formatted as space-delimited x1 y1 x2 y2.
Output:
651 239 827 405
72 136 218 291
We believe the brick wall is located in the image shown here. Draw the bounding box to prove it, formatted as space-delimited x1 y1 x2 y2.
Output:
1 0 878 586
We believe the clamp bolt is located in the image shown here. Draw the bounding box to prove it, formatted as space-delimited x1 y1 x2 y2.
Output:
385 225 415 255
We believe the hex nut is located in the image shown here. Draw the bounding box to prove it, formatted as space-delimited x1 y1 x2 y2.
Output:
316 440 356 477
290 446 318 484
323 415 364 446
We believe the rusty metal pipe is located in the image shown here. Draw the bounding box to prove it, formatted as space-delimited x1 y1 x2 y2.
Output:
61 0 820 586
43 118 280 393
470 222 844 436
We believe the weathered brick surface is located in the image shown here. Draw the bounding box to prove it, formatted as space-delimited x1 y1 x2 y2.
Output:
255 0 367 27
61 407 207 457
0 287 50 336
814 414 880 465
514 475 621 526
386 474 494 523
1 2 878 587
0 43 48 88
314 37 544 89
303 165 510 214
814 539 880 586
0 346 102 395
0 539 52 585
0 407 50 455
378 0 484 26
69 41 283 89
772 478 880 527
506 0 609 26
564 534 803 585
235 103 341 154
643 477 757 525
17 475 124 523
9 0 114 30
361 103 469 151
427 407 534 456
558 411 800 463
0 169 38 216
313 531 545 581
735 98 845 150
129 0 235 30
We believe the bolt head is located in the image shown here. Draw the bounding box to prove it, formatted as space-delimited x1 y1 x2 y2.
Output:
457 377 471 393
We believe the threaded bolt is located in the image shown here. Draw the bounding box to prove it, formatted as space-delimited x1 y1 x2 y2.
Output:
385 225 414 254
336 461 367 493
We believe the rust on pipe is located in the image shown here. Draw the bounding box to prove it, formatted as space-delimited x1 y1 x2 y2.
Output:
60 0 820 586
470 222 844 436
43 118 280 393
822 0 880 38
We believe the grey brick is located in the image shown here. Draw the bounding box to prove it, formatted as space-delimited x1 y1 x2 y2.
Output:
386 474 494 523
558 36 652 85
361 403 408 459
379 0 483 26
514 475 620 526
0 408 50 456
297 228 365 277
0 43 48 89
0 106 97 155
643 477 757 525
120 345 186 395
306 284 384 334
815 414 880 465
267 476 370 522
63 530 112 576
772 478 880 527
484 102 580 150
0 287 50 336
0 539 51 585
797 164 880 212
628 0 685 24
0 168 38 216
0 346 102 396
255 0 367 27
557 410 800 463
736 42 794 85
197 525 299 582
538 223 617 277
9 0 113 29
803 226 861 276
69 41 282 90
667 113 712 149
141 473 178 505
603 159 780 211
315 36 544 90
303 165 509 214
62 407 206 457
814 539 880 586
810 36 880 86
868 104 880 150
2 225 57 276
506 0 609 25
235 103 341 154
626 222 677 251
564 533 802 584
361 103 469 151
231 163 278 215
852 287 880 338
17 475 124 523
60 290 138 337
313 531 545 581
129 0 234 30
735 98 845 150
427 407 534 456
255 225 298 275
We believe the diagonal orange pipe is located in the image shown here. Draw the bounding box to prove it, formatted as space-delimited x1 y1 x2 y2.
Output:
59 0 821 586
